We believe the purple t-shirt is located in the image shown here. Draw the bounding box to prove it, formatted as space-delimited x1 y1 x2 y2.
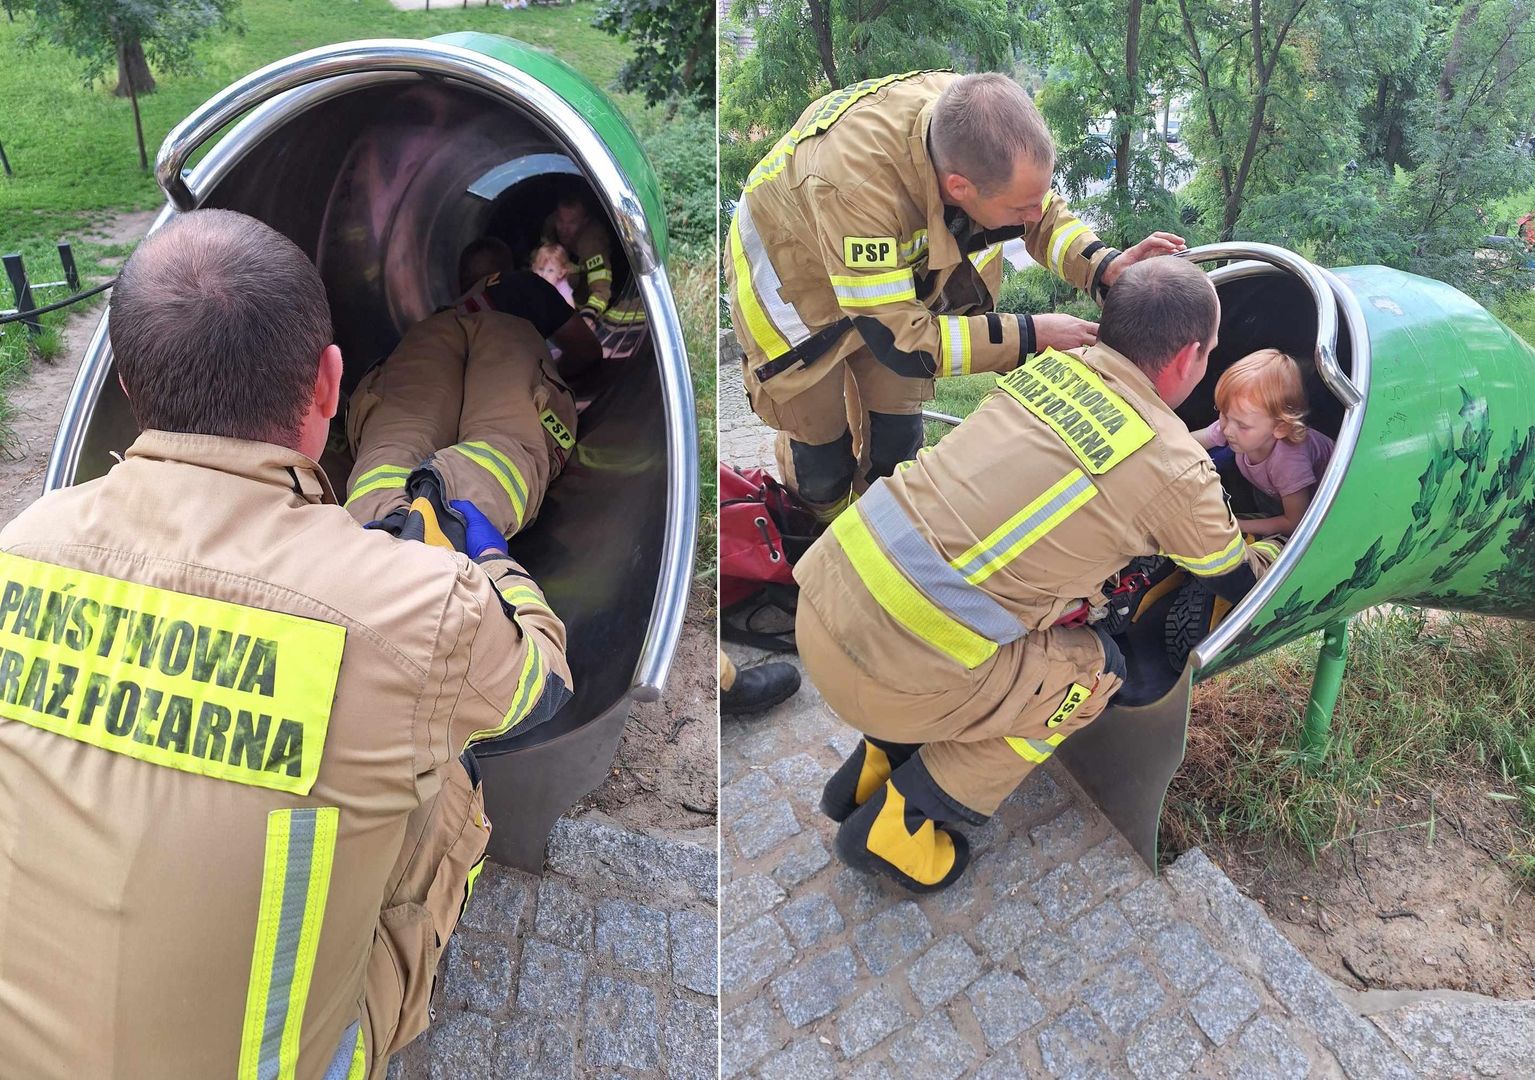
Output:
1203 423 1335 498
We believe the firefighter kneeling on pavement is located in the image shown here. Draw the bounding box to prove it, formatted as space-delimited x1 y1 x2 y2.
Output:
0 210 571 1079
798 257 1282 892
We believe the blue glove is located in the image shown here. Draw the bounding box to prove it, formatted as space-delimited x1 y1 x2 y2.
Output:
451 499 508 556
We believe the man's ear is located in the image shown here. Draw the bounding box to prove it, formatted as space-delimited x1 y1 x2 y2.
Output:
316 344 343 421
1169 340 1202 384
118 373 131 403
941 171 976 204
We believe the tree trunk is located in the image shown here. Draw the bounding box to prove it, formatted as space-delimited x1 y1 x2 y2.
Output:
807 0 840 88
1116 0 1142 198
1439 2 1483 101
1222 0 1305 238
115 33 156 98
128 74 148 172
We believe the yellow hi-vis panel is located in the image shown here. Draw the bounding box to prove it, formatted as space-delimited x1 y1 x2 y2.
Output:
0 552 345 796
995 348 1154 474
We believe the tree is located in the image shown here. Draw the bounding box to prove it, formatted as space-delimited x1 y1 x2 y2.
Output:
17 0 241 170
593 0 715 109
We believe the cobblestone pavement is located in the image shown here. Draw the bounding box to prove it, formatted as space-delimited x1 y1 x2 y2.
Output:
392 815 718 1080
717 344 1524 1078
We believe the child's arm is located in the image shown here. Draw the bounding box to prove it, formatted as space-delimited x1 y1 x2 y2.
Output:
1192 426 1220 450
1239 487 1314 537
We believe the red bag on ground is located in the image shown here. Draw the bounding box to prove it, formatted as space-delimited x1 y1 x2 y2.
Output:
719 464 815 608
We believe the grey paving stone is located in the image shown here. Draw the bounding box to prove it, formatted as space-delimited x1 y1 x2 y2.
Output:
670 908 718 995
426 1009 498 1080
977 835 1049 897
887 1011 979 1080
721 914 794 993
831 865 890 920
595 897 670 975
1037 1005 1113 1078
1030 861 1096 922
1233 1017 1309 1080
720 751 747 787
837 985 909 1059
1016 927 1088 996
972 1042 1027 1080
1029 806 1093 861
1152 923 1223 993
779 892 844 949
770 945 857 1027
516 939 587 1018
966 969 1046 1050
734 798 803 860
975 895 1044 957
771 832 832 889
441 935 513 1014
546 816 716 902
1009 764 1069 820
722 873 785 935
767 752 825 792
1126 1014 1203 1080
826 727 861 758
1189 965 1261 1045
1081 956 1166 1037
848 1062 895 1080
721 770 779 822
457 863 530 935
1117 877 1179 936
664 997 719 1080
1371 998 1535 1079
756 1036 837 1080
490 1011 576 1080
1079 838 1146 894
1067 901 1137 964
532 877 594 950
583 976 660 1071
906 933 984 1009
854 900 933 976
721 996 780 1079
929 875 982 918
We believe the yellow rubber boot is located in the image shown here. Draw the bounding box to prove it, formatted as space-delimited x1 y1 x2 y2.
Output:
834 755 979 893
820 737 919 823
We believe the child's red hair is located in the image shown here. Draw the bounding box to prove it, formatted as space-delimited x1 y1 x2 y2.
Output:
1213 348 1309 444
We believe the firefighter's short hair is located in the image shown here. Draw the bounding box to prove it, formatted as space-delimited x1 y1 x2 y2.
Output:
110 209 333 448
1098 258 1218 375
930 74 1054 194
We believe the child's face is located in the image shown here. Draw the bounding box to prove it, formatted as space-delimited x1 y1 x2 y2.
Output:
1219 398 1283 456
532 253 566 287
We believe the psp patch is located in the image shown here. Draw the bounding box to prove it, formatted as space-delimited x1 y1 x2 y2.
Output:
584 254 605 271
1045 683 1093 728
843 236 898 269
540 409 575 450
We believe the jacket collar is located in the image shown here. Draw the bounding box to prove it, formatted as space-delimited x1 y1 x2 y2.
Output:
908 103 1028 269
124 430 337 505
1083 343 1177 422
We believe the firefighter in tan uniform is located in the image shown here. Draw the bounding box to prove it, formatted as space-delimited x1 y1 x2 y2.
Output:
727 70 1186 521
0 211 571 1079
344 263 580 541
543 195 615 326
797 258 1282 891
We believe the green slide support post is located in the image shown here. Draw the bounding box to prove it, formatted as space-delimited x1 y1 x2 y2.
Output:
1301 619 1349 766
1057 243 1535 868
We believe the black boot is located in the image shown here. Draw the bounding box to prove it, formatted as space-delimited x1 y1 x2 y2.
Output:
721 662 801 716
820 737 920 823
835 754 984 893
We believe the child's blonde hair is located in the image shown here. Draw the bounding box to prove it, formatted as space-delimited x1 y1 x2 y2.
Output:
1213 348 1310 444
530 242 578 278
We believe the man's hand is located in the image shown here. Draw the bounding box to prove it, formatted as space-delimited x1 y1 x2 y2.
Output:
1033 313 1100 352
1103 231 1187 287
451 499 508 557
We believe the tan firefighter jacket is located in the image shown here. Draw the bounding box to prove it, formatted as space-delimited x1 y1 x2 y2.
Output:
794 344 1276 695
542 212 614 320
727 70 1122 403
0 432 570 1080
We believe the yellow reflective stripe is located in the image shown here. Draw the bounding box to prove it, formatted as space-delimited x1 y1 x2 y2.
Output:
0 552 342 796
583 295 610 316
1042 190 1055 213
728 215 791 358
1049 221 1091 275
829 268 917 308
464 637 547 745
938 316 971 378
1165 534 1246 576
449 441 528 527
902 229 929 264
498 584 552 617
743 131 795 193
586 268 613 285
346 1024 366 1080
1250 539 1281 561
1005 732 1068 764
831 504 996 669
952 470 1098 585
969 243 1003 273
239 807 339 1080
601 306 648 325
345 464 409 506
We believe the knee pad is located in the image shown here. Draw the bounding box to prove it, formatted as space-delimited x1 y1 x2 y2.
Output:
1092 624 1129 683
789 430 855 506
865 412 924 482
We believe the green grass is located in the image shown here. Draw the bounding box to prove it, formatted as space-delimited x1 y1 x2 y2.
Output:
0 0 717 580
1167 608 1535 881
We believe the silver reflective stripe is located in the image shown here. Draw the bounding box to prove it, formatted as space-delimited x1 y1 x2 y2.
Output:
321 1022 361 1080
736 197 812 345
258 812 317 1080
951 473 1096 581
831 272 916 304
859 483 1025 645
